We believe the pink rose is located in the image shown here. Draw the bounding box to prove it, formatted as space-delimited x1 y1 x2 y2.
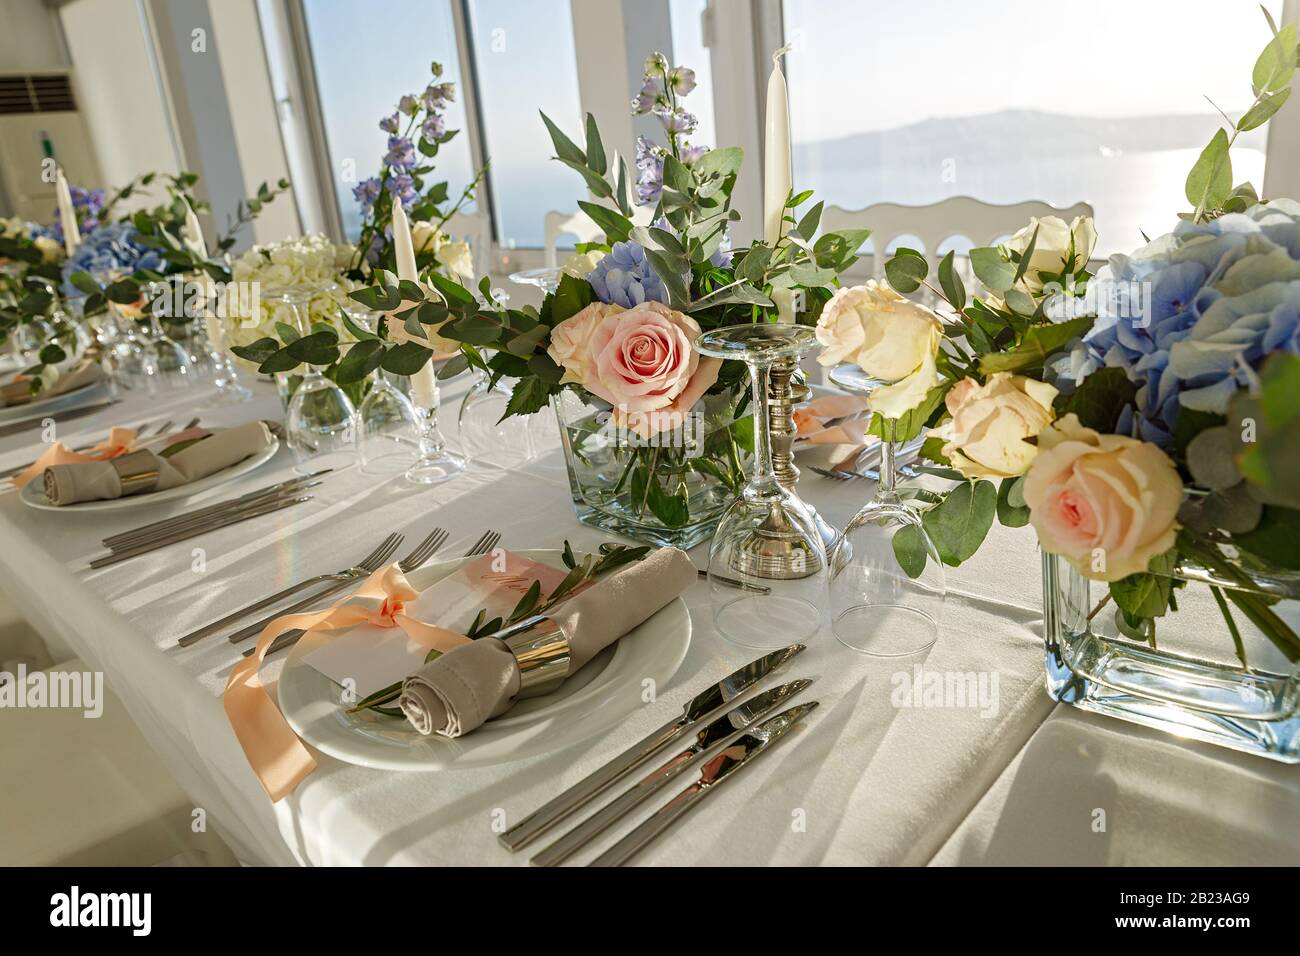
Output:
585 301 717 415
548 301 623 385
1022 414 1183 582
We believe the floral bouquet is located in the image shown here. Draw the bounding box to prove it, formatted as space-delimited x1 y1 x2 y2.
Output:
2 171 287 388
821 12 1300 757
340 53 869 546
230 62 484 399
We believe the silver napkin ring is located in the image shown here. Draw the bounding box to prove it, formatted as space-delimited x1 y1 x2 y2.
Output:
497 615 572 692
110 450 162 496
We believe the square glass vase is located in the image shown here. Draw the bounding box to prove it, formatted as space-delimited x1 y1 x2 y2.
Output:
554 389 749 550
1042 552 1300 762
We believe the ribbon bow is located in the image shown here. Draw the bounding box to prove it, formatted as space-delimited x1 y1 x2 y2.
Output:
224 563 470 802
12 426 139 489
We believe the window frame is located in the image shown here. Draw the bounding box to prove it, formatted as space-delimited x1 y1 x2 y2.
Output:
265 0 1300 275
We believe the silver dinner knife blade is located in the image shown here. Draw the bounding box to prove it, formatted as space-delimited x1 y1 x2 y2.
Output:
498 643 807 852
531 678 813 867
589 701 819 867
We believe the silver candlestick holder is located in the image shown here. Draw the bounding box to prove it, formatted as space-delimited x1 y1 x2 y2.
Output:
768 356 839 555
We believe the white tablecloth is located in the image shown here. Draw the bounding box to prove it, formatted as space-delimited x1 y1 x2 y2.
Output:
0 377 1293 866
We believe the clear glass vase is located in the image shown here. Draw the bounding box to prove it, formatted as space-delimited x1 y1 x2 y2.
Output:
554 388 750 550
1043 552 1300 762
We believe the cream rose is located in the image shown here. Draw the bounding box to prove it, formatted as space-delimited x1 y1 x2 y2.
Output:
584 301 720 418
815 279 943 419
1004 215 1096 293
411 220 439 255
547 301 622 384
1022 414 1182 582
930 373 1058 479
561 250 603 279
34 235 62 263
435 239 475 282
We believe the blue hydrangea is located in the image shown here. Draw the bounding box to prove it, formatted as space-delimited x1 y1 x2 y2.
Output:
1054 199 1300 446
587 241 668 308
61 222 165 297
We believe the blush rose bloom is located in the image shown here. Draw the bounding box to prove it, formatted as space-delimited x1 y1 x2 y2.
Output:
814 279 943 419
547 301 623 385
929 373 1058 479
1022 413 1183 582
583 301 721 432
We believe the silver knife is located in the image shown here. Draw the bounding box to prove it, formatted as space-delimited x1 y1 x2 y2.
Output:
589 701 819 867
498 643 807 852
86 495 313 568
531 678 813 867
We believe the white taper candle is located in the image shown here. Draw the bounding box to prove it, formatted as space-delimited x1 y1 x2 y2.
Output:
762 46 793 248
390 202 438 408
55 167 80 256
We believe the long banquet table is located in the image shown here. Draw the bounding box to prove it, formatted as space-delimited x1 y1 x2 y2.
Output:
0 376 1296 866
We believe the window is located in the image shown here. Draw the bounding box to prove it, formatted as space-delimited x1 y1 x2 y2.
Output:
466 0 582 248
669 0 716 149
781 0 1283 256
301 0 475 240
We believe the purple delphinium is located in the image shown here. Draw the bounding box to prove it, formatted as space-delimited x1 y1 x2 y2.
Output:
386 173 417 210
587 241 668 308
352 176 382 210
653 105 697 136
634 135 664 206
421 115 445 142
384 135 417 170
379 111 401 134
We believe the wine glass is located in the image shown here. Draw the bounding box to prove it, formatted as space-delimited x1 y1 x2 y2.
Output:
360 369 421 474
826 363 946 656
508 267 564 296
696 324 828 648
140 279 194 393
266 284 357 473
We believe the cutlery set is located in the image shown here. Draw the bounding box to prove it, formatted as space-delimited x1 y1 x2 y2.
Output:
176 528 500 658
86 470 329 568
501 642 817 866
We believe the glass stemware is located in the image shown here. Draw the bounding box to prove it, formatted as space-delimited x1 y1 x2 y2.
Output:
508 267 564 296
696 324 828 648
141 281 194 393
405 363 465 484
826 363 947 656
267 284 357 473
360 368 421 474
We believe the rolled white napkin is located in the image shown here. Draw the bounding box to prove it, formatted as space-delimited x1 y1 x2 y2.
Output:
42 421 273 505
400 547 697 737
0 361 102 407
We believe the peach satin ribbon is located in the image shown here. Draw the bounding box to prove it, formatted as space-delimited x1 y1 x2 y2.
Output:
224 563 472 802
11 426 139 489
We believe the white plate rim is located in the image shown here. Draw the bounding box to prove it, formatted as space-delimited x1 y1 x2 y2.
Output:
0 379 108 425
18 437 280 512
277 548 692 772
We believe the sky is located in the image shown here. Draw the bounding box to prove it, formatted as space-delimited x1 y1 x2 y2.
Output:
781 0 1286 141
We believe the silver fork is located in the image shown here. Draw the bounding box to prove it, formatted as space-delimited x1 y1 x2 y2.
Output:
811 463 920 481
462 528 501 558
251 528 455 657
175 533 404 648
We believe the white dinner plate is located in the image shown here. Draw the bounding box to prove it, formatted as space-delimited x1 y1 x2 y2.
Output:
0 379 109 425
278 549 692 772
19 437 280 512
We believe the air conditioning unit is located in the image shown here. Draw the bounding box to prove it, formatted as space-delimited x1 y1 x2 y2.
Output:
0 71 101 223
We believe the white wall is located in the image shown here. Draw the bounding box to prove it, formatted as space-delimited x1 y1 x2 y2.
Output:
0 0 68 71
58 0 181 191
207 0 299 243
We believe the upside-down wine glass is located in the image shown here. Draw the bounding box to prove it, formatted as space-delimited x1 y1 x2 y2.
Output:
696 324 828 647
826 363 946 656
267 283 357 473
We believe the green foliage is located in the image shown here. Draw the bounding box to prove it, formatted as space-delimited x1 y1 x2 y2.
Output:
921 480 997 567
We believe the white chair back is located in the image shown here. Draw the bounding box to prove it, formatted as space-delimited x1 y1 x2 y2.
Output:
821 196 1096 280
543 210 603 267
442 211 492 283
